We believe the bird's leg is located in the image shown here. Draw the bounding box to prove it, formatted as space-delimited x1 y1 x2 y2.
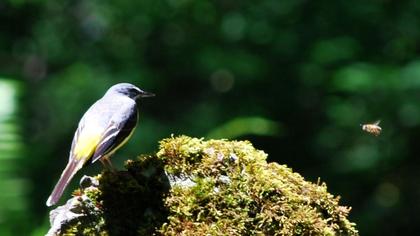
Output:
100 156 116 172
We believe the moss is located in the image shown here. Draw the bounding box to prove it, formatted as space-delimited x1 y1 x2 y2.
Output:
99 155 169 235
156 136 358 235
48 135 358 235
51 155 169 236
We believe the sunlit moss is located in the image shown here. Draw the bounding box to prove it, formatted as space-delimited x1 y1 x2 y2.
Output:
157 136 358 235
50 135 358 235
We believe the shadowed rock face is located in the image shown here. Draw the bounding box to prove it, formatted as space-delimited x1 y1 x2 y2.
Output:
48 136 359 236
48 157 170 236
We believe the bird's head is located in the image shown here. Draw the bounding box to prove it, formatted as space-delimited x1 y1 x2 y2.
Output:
108 83 155 100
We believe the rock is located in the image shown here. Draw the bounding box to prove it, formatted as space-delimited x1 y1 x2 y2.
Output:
47 135 359 235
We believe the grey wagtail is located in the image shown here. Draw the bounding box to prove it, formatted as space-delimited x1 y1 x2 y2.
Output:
46 83 154 206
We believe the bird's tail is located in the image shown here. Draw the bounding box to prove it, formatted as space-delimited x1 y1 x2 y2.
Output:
46 160 81 207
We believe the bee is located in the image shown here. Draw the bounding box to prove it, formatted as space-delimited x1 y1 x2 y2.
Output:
361 120 382 136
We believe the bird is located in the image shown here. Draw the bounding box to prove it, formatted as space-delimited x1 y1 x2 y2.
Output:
46 83 154 207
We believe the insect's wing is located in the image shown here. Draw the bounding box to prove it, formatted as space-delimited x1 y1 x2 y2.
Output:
373 120 381 125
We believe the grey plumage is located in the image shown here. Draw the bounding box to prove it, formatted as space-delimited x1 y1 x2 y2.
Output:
46 83 154 206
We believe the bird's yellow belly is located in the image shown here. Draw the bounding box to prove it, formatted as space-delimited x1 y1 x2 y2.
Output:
73 132 101 159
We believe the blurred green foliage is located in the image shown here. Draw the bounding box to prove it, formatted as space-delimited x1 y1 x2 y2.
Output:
0 80 28 236
1 0 420 235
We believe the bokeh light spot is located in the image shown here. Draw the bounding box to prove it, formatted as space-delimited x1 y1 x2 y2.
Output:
221 12 246 42
374 182 400 208
210 69 235 93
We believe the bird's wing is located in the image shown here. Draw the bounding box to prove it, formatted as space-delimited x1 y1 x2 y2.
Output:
90 103 138 163
70 118 104 162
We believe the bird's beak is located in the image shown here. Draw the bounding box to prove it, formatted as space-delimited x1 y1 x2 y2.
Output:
139 90 155 98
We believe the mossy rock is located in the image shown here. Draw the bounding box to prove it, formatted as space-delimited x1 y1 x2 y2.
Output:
48 135 358 235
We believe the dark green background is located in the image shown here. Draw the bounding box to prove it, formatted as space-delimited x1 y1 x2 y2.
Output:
1 0 419 235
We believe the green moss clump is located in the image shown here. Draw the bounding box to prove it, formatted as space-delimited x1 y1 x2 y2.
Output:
99 156 169 235
57 155 169 236
49 135 358 235
156 136 358 235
